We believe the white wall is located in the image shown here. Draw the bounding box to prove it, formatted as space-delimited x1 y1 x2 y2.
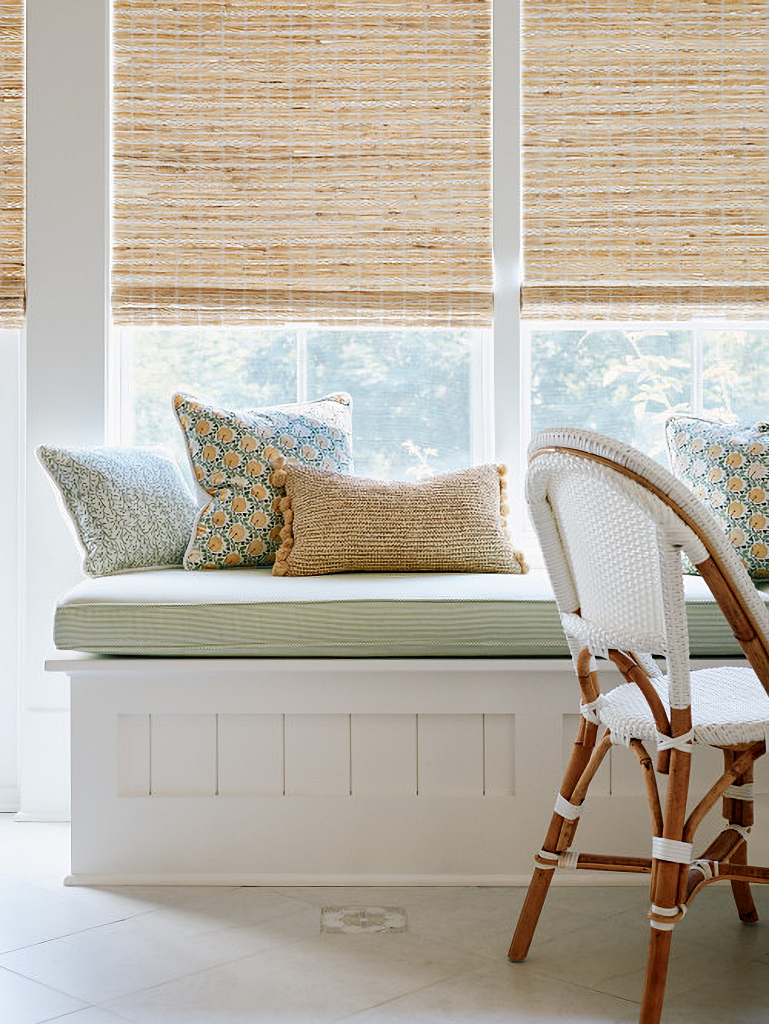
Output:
0 329 20 811
17 0 109 819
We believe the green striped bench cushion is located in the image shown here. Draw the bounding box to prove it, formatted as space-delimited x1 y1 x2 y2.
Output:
53 568 769 658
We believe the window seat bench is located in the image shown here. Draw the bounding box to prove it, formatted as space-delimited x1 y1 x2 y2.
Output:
47 568 769 886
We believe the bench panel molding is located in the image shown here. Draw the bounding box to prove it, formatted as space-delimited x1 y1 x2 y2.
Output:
53 656 767 885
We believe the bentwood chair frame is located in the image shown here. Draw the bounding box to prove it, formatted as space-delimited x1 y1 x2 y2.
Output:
509 428 769 1024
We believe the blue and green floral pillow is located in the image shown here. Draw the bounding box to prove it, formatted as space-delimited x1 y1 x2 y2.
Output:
174 392 353 569
666 415 769 579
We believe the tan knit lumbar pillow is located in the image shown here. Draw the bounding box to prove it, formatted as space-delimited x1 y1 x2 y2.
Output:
272 462 528 577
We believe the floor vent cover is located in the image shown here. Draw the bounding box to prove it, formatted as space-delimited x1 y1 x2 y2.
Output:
321 906 407 934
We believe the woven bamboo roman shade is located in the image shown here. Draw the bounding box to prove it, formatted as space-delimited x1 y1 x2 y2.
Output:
0 0 24 327
112 1 492 328
521 1 769 321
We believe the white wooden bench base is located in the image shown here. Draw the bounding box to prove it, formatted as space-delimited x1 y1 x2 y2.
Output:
48 656 767 885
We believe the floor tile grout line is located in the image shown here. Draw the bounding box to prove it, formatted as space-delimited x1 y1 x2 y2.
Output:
0 961 92 1016
0 908 196 959
0 885 254 957
96 929 496 1018
91 929 328 1010
508 960 645 1008
328 957 644 1023
0 906 323 1007
38 1006 134 1024
328 964 502 1023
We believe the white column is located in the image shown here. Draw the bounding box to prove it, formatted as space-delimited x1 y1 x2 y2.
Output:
492 0 523 530
19 0 109 819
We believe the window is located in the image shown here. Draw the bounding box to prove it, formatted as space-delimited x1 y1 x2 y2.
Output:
526 325 769 463
115 326 489 480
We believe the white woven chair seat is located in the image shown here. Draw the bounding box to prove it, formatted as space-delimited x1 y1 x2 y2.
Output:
599 666 769 748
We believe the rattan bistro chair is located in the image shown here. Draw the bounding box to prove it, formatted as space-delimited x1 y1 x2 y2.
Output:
509 428 769 1024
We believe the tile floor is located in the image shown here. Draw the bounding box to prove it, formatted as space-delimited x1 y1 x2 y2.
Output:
0 814 767 1023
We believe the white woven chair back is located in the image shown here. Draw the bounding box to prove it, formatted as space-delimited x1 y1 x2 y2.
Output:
527 428 769 708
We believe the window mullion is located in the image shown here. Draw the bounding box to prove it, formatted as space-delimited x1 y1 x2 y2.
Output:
492 0 523 528
296 329 308 404
691 325 704 417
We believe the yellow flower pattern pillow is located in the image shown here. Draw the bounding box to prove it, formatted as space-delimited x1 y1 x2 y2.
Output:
174 392 353 569
666 414 769 579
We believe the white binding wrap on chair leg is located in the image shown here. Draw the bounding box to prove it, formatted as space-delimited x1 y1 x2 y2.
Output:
535 849 559 870
691 859 719 883
579 694 603 725
723 822 751 842
649 902 687 931
724 783 754 801
554 792 583 821
533 849 581 871
558 849 580 870
652 837 693 864
648 838 693 929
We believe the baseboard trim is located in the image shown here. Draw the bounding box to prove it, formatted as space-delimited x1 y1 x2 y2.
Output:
14 811 70 823
63 870 649 888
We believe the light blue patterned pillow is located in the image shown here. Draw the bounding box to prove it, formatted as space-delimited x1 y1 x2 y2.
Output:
37 445 198 576
173 392 353 569
666 415 769 579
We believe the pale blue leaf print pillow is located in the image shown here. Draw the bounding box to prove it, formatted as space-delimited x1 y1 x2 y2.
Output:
37 445 198 576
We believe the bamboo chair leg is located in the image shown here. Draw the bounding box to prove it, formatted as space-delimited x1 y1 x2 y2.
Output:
508 746 596 961
509 663 600 963
507 732 610 959
508 865 555 962
730 841 758 923
640 715 692 1024
724 757 758 924
640 854 687 1023
639 925 674 1024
